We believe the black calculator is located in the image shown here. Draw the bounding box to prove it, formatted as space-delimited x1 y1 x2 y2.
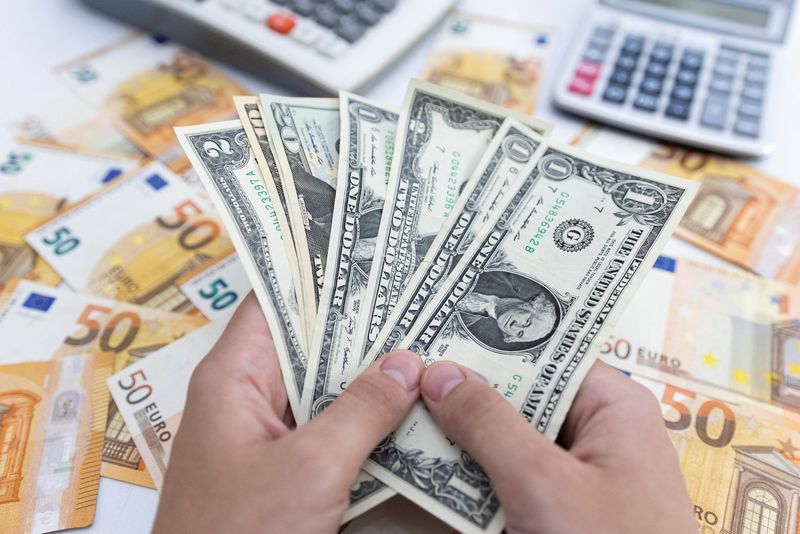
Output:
554 0 795 157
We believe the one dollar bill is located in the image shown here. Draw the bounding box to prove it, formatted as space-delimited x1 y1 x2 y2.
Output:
362 124 696 534
351 79 551 367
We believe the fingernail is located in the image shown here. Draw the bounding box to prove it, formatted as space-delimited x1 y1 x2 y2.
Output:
380 351 423 391
422 361 466 402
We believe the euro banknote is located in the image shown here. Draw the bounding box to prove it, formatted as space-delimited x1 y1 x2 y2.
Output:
55 33 247 171
177 248 250 322
26 161 232 312
598 255 800 409
0 352 113 534
422 11 553 115
574 125 800 284
636 374 800 534
0 142 139 288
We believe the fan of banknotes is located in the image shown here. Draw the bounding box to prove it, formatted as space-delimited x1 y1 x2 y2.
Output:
3 28 800 534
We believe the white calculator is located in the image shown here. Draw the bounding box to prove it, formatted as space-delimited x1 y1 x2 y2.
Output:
553 0 796 157
81 0 456 94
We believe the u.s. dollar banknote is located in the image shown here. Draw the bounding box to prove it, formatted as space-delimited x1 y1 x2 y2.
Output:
175 120 307 416
260 95 340 328
360 130 697 534
26 161 232 312
351 80 551 366
234 96 308 339
301 93 399 423
597 255 800 409
635 374 800 534
367 119 545 360
0 353 113 534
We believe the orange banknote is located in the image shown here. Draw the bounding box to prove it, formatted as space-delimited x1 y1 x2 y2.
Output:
0 353 113 533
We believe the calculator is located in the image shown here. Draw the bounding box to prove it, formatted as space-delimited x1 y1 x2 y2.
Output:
81 0 456 94
553 0 796 157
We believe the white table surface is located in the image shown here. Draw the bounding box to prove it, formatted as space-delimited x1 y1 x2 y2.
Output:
2 0 799 532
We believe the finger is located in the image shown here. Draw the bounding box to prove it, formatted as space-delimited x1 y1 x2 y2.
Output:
558 360 669 462
420 361 571 495
189 292 289 435
298 350 423 474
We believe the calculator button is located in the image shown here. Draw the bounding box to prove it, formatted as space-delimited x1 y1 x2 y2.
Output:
680 50 704 70
744 69 767 85
354 4 381 25
634 93 659 112
671 84 694 102
717 48 740 62
713 62 737 80
588 39 610 53
742 84 765 102
315 34 348 58
243 1 271 21
615 55 638 71
336 17 367 43
738 101 762 119
622 36 645 56
645 62 667 78
584 48 606 63
290 20 321 45
603 84 628 104
370 0 397 12
709 78 733 96
569 77 595 96
675 69 698 86
640 77 662 95
748 55 770 70
314 6 339 28
609 69 632 86
267 11 296 33
592 26 615 41
650 43 673 64
665 100 691 120
289 0 315 16
734 119 760 137
576 61 602 81
701 98 728 130
332 0 356 13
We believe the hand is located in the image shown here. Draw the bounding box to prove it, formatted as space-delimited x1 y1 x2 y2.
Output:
153 293 424 533
419 360 696 534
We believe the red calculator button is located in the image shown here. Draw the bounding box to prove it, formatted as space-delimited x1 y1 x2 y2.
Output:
267 12 296 34
569 77 595 96
575 61 602 81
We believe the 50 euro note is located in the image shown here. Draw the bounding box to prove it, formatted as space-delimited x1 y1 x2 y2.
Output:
422 11 553 115
0 143 139 288
177 247 250 322
574 125 800 284
107 322 225 490
0 280 207 488
348 80 551 373
358 126 696 534
596 254 800 409
635 373 800 534
26 161 232 312
54 33 247 172
0 352 113 534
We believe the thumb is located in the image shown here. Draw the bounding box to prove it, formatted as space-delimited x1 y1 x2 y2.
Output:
420 361 572 502
299 350 423 474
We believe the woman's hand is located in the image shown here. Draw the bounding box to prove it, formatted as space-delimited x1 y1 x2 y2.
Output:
153 293 424 533
419 359 696 534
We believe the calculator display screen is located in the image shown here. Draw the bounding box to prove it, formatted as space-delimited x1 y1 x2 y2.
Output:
630 0 770 27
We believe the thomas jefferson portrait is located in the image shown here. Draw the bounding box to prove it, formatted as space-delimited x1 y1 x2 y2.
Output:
455 270 560 352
